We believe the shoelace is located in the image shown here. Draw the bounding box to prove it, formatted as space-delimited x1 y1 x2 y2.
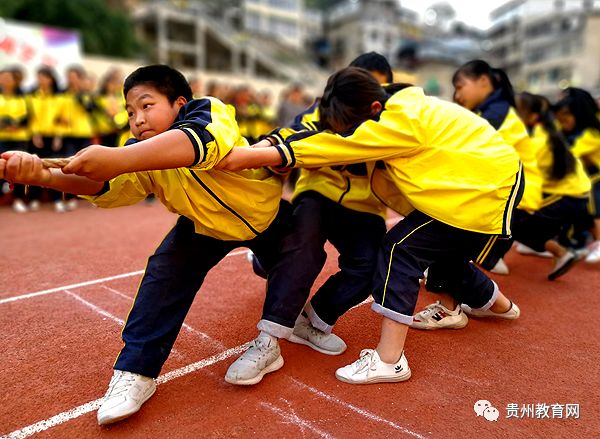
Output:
419 301 443 318
351 349 376 373
106 372 136 398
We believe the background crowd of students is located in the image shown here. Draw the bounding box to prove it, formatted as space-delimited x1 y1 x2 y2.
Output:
0 63 312 213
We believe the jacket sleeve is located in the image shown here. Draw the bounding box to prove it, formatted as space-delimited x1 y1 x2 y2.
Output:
79 172 153 207
171 98 245 171
274 102 424 168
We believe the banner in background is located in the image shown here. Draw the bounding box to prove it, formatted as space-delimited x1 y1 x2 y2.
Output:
0 18 81 88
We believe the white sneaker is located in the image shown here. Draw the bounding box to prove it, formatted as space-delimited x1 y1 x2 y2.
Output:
66 198 78 210
12 199 28 213
29 200 41 211
97 370 156 425
288 318 347 355
585 241 600 264
54 200 67 213
548 251 579 280
225 335 284 385
411 301 468 330
461 301 520 320
515 243 553 258
335 349 411 384
490 258 510 275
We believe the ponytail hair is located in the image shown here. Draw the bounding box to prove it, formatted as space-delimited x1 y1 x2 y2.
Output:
453 59 515 107
318 67 388 133
519 92 575 180
553 87 600 134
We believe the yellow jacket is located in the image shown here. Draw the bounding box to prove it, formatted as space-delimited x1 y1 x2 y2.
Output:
59 92 95 138
0 93 30 141
571 128 600 182
530 125 591 200
285 102 388 218
497 109 544 212
274 87 521 236
27 90 63 137
82 98 283 241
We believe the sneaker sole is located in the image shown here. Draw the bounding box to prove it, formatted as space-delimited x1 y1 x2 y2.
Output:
288 334 347 356
410 317 468 330
335 369 412 385
548 256 579 281
224 355 284 386
97 385 157 425
462 306 520 320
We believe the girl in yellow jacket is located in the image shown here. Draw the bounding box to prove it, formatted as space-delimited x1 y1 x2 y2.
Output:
451 60 545 276
0 68 31 213
27 65 66 209
553 87 600 264
216 67 523 385
507 92 591 279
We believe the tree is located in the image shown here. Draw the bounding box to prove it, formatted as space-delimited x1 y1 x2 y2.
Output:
0 0 145 58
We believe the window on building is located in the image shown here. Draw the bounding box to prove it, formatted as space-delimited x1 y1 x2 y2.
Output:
528 71 541 85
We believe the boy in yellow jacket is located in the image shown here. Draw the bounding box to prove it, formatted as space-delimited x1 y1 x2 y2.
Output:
1 65 301 425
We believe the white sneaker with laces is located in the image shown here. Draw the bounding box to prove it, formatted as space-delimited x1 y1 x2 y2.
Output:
585 241 600 264
288 317 347 355
461 301 520 319
515 243 553 258
490 258 510 275
225 335 284 385
97 370 156 425
411 301 468 330
335 349 411 384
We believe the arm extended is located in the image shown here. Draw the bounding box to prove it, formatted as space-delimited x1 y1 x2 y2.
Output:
0 151 104 195
62 130 196 181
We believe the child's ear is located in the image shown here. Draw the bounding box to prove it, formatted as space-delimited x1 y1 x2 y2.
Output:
370 101 382 115
175 96 187 108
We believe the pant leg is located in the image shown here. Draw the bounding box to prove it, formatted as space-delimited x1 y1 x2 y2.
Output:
114 216 238 377
250 193 329 338
372 211 495 325
511 196 590 252
308 205 386 332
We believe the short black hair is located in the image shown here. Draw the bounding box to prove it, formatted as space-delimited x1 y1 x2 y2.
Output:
349 52 393 83
124 65 193 103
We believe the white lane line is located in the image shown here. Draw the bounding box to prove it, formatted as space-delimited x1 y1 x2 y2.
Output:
100 285 226 350
0 249 249 305
64 290 125 326
260 399 336 439
290 378 429 439
2 343 249 439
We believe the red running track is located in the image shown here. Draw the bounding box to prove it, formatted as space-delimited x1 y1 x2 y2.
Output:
1 202 599 438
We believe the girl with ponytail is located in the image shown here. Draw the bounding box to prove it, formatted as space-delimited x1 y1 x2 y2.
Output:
499 92 592 278
553 87 600 264
449 60 545 276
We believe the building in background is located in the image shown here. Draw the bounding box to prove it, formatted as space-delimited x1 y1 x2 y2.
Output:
131 0 326 86
487 0 600 96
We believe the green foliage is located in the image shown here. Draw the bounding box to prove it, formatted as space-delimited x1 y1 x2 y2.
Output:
0 0 145 58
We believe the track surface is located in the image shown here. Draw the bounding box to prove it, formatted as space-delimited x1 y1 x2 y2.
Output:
1 202 598 438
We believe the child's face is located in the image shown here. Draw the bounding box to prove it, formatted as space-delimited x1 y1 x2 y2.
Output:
126 85 186 141
453 74 490 110
554 107 576 132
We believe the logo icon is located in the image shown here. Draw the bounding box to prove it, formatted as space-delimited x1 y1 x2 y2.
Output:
474 400 499 422
394 365 403 373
